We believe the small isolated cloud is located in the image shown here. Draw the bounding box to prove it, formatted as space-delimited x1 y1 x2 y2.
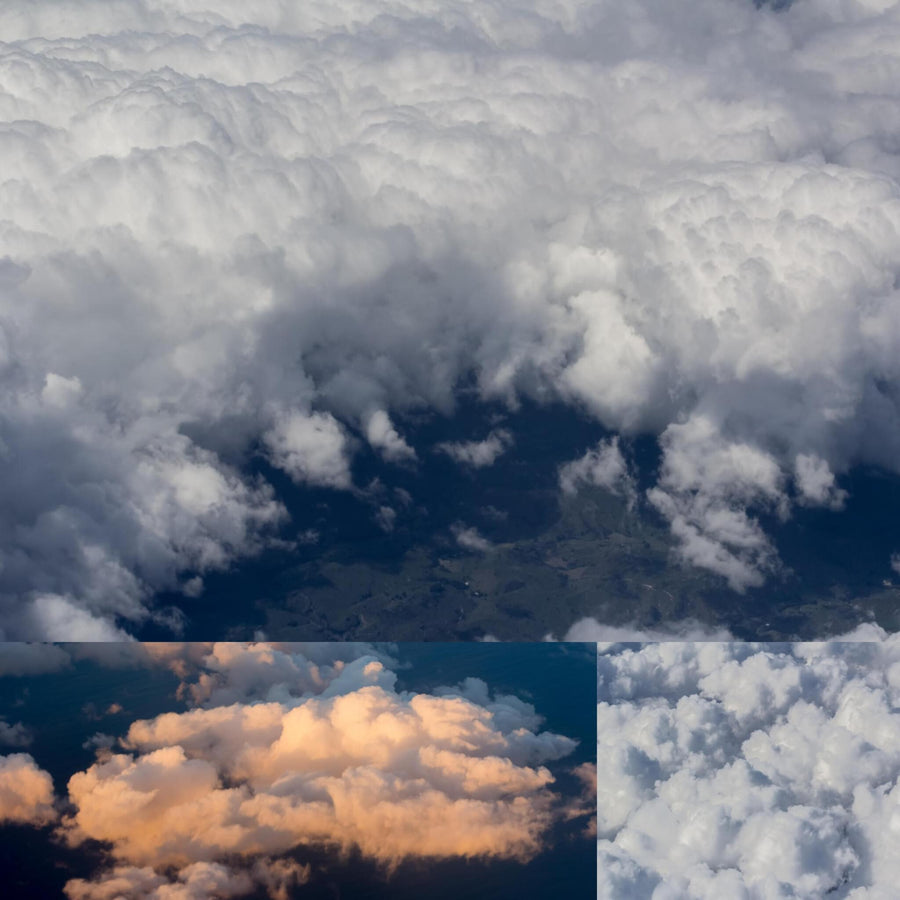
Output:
890 553 900 577
365 410 417 464
374 505 397 532
597 636 900 898
558 437 635 505
0 720 33 748
452 523 493 553
794 453 848 510
264 410 352 490
0 753 57 826
436 429 513 468
53 647 577 899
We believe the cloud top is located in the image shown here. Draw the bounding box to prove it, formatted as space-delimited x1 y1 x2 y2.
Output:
0 642 590 897
6 0 900 632
597 635 900 898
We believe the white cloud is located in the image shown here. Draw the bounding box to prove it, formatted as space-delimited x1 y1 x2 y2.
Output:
4 0 900 632
558 437 635 505
263 410 353 490
365 410 417 464
436 429 513 468
451 523 493 553
597 636 900 898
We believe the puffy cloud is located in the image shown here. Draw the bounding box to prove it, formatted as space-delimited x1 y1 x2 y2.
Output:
0 719 32 748
436 429 513 468
558 437 635 505
46 644 580 897
597 636 900 898
6 0 900 633
0 753 57 825
263 411 353 490
365 410 417 464
451 523 493 553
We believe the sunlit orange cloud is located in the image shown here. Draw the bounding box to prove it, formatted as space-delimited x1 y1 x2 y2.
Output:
59 663 580 898
0 753 57 825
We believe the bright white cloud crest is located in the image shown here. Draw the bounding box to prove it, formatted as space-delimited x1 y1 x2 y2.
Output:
5 1 900 631
597 633 900 899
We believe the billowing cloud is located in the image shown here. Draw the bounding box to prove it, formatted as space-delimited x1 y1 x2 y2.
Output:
263 411 353 490
597 635 900 898
0 753 57 825
40 644 581 897
5 0 900 633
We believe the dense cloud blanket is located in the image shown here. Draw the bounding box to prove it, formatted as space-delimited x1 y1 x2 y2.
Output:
4 0 900 634
597 634 900 899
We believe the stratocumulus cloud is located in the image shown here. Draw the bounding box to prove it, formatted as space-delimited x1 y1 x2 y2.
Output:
597 635 900 899
6 1 900 632
7 643 586 898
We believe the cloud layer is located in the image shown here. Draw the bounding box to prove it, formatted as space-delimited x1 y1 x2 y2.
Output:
597 634 900 898
5 1 900 631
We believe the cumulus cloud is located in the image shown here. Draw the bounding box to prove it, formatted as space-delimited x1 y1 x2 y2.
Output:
0 753 57 825
451 523 493 553
597 636 900 898
365 410 417 464
436 429 513 468
263 411 353 490
6 0 900 633
558 437 635 505
16 643 583 897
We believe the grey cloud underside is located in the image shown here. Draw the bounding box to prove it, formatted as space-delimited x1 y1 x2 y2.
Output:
3 0 900 635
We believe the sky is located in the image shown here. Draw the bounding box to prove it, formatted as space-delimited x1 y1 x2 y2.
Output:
3 0 900 638
0 641 596 899
597 632 900 899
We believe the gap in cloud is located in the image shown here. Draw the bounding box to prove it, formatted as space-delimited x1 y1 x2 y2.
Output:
139 395 900 644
